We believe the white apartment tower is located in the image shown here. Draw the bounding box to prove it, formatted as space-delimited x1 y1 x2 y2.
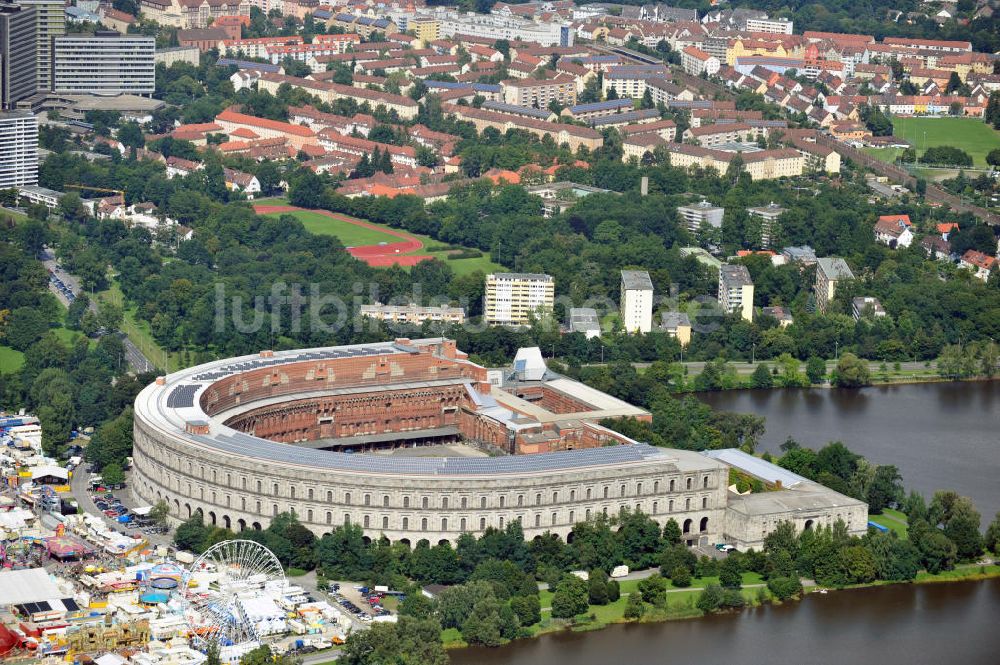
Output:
677 200 724 236
718 264 754 322
0 110 38 187
620 270 654 334
484 273 555 326
53 31 155 95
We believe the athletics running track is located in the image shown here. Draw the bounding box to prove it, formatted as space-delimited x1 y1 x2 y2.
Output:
253 204 432 267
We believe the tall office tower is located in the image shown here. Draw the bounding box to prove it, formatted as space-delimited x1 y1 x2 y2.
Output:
54 31 156 95
0 1 37 109
0 110 39 187
19 0 64 91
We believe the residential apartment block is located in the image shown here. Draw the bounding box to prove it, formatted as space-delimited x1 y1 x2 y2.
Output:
677 200 724 236
360 302 466 326
681 46 720 77
0 111 38 188
718 264 754 321
815 257 854 313
747 202 786 249
620 270 654 334
53 32 155 95
502 74 577 108
484 273 555 326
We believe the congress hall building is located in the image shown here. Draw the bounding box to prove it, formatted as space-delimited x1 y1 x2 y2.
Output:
132 338 867 550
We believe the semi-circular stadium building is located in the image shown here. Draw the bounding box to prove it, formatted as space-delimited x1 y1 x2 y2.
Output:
132 338 868 548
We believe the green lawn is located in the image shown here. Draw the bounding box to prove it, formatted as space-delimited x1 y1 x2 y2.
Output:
890 117 1000 167
869 508 909 537
0 346 24 374
268 208 404 247
262 205 502 276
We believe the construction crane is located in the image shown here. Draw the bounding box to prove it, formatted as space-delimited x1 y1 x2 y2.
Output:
66 184 126 200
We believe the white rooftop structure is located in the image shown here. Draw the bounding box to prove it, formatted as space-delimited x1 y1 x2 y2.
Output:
513 346 547 381
0 568 61 605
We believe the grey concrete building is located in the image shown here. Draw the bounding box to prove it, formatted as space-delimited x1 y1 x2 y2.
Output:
677 200 724 236
18 0 63 92
53 31 155 95
0 1 37 109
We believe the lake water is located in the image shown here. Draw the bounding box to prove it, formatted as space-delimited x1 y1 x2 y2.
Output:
451 579 1000 665
697 381 1000 524
450 381 1000 665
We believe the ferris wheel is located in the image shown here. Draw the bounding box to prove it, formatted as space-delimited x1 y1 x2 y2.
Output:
182 540 286 647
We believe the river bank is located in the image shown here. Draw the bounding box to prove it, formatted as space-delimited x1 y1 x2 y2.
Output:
450 577 1000 665
444 563 1000 651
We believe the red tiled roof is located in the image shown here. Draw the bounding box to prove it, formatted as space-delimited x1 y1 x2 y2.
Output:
216 109 316 137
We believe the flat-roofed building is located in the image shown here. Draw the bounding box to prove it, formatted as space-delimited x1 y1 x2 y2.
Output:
719 263 754 321
852 296 886 320
502 74 576 108
660 311 692 346
20 0 64 92
677 200 724 236
53 31 155 95
568 307 601 339
0 1 37 109
746 202 786 248
484 272 555 326
360 302 466 326
620 270 653 334
815 257 854 313
0 110 37 187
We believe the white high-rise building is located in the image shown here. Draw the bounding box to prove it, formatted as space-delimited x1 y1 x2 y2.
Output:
0 111 38 188
484 273 555 326
718 264 754 322
677 200 724 236
53 31 155 95
620 270 654 334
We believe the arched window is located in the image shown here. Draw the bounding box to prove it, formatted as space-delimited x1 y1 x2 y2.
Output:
703 475 709 489
460 518 467 531
702 497 708 509
326 490 332 502
422 497 429 509
363 515 370 528
586 488 592 500
669 479 675 492
308 488 314 501
653 501 658 513
570 489 576 501
499 516 504 529
669 499 674 512
383 495 389 507
686 477 692 490
499 496 505 508
272 504 278 516
585 508 591 520
517 495 523 507
402 517 409 530
569 510 575 522
479 517 486 530
442 518 448 531
290 486 295 499
404 496 410 508
637 482 643 495
383 516 389 529
685 498 691 510
421 518 428 531
551 512 557 526
273 483 279 495
620 484 626 497
344 513 350 525
307 509 313 522
326 511 332 524
442 497 449 509
536 493 542 505
653 480 659 493
603 486 609 499
345 492 352 505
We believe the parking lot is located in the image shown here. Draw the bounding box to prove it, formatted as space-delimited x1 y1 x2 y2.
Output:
327 582 395 623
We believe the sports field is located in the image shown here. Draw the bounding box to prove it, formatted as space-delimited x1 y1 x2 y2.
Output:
256 200 501 275
268 208 403 247
890 117 1000 167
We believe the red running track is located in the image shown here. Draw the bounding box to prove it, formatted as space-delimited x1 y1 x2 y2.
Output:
253 204 432 267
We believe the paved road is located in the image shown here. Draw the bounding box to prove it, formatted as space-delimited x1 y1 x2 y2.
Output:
41 247 156 374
